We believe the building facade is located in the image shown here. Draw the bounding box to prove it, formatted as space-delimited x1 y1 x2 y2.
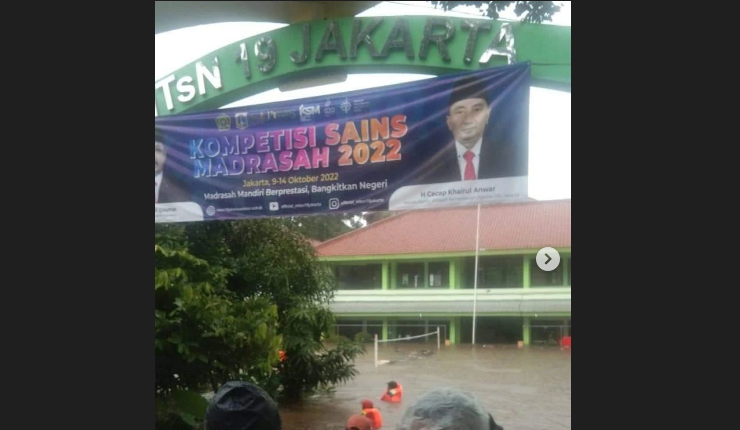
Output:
316 200 571 345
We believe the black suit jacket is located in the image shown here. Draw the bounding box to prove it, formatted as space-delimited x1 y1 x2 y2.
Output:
416 140 526 185
158 175 190 203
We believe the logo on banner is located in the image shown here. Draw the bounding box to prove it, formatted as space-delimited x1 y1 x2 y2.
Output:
269 202 280 211
267 109 298 120
216 114 231 130
251 111 269 126
340 99 352 113
324 100 335 117
235 112 249 129
299 104 321 122
206 206 216 216
329 198 340 210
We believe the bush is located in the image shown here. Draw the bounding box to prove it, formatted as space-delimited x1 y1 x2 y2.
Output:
354 331 375 343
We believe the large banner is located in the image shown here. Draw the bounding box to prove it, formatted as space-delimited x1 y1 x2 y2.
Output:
155 63 529 223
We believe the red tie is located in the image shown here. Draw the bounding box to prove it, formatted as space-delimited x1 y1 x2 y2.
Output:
463 151 476 181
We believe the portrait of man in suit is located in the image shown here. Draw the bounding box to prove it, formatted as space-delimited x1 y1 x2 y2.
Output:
417 75 524 185
155 130 189 204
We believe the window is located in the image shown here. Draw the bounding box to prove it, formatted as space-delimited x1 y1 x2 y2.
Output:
462 256 523 288
531 258 564 287
397 263 425 288
335 264 382 290
428 262 450 288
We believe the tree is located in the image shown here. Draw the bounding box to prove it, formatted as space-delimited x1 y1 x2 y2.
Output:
155 224 282 428
282 213 363 242
431 1 562 23
364 211 396 225
221 220 362 401
155 220 362 428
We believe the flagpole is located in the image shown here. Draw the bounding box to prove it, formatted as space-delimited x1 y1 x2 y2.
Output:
472 203 481 345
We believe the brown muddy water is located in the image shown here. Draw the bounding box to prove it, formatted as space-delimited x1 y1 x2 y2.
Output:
279 343 571 430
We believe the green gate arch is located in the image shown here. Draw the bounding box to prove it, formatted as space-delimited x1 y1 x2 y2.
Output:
155 16 570 117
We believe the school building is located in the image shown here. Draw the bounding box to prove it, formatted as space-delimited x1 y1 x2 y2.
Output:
315 199 571 345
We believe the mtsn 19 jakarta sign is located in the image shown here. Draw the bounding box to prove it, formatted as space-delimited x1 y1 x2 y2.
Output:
155 16 570 117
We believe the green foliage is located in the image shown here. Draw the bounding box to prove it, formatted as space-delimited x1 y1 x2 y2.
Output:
325 333 352 344
431 1 562 23
354 331 375 343
155 390 209 429
364 211 395 226
155 219 363 427
281 213 363 241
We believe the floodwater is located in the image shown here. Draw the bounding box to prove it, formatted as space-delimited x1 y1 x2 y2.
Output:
280 343 571 430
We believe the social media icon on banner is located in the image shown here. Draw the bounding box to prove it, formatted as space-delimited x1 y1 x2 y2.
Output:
206 206 216 216
269 202 280 211
329 199 340 210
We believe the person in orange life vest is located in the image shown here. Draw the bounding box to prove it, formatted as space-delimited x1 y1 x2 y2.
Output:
361 399 383 429
560 335 571 349
346 413 373 430
380 381 403 403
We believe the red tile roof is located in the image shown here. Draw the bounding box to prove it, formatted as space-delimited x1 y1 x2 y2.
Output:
316 200 571 256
